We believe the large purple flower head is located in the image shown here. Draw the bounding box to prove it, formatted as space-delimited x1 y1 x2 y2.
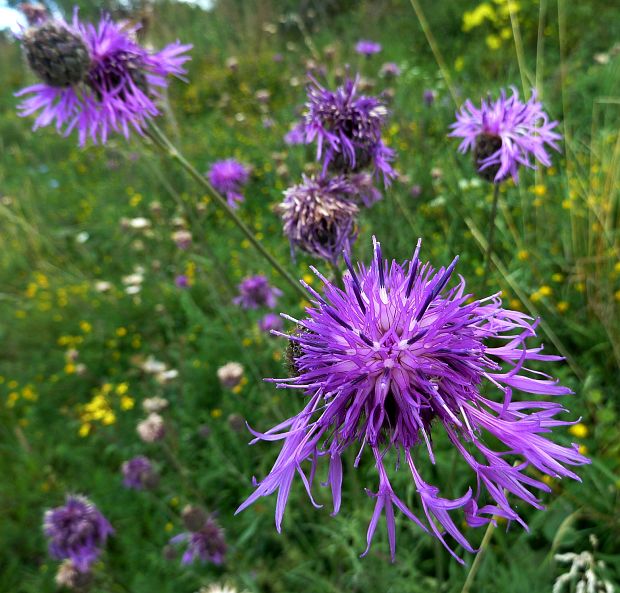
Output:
237 237 588 561
278 174 359 265
355 40 382 57
43 495 114 572
450 88 561 183
169 515 227 565
121 455 158 490
304 75 396 184
233 275 282 309
207 159 250 209
16 11 191 145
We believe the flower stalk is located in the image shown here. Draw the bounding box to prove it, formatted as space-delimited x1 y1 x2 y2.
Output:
483 183 501 284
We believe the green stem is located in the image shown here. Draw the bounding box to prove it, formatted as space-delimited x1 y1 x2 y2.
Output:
483 183 501 286
460 519 496 593
145 122 306 300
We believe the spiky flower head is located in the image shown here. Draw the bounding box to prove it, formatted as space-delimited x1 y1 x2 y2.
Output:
207 159 250 209
450 88 561 183
237 237 588 562
278 174 359 265
121 455 158 490
233 275 282 309
43 495 114 572
355 40 382 57
304 75 396 184
169 515 226 565
17 12 191 145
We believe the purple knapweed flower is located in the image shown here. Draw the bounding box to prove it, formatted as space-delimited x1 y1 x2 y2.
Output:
121 455 158 490
169 515 226 565
233 275 282 309
44 495 114 572
237 237 588 562
16 11 191 145
278 174 359 265
423 89 436 107
355 40 382 57
259 312 284 333
450 88 562 183
207 159 250 209
304 75 396 184
175 274 189 289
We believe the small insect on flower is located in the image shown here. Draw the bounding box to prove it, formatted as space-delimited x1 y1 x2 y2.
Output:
304 75 396 184
233 275 282 309
450 88 561 183
206 159 251 209
237 237 588 562
16 10 191 145
278 174 359 265
44 495 114 572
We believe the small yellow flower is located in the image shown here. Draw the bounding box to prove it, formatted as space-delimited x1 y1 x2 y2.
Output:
556 301 570 313
569 423 588 438
116 382 129 395
64 363 76 374
578 445 588 455
170 496 180 507
211 408 223 419
116 327 127 337
120 396 135 410
273 351 282 362
539 285 552 297
242 337 252 347
164 522 174 533
302 274 314 285
551 273 564 282
486 34 501 50
533 184 547 197
79 321 92 333
517 250 529 261
542 475 554 486
79 423 92 437
454 56 465 72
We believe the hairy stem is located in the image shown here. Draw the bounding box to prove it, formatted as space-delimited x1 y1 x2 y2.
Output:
483 183 501 285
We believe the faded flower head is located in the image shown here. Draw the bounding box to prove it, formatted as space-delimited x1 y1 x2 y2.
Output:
304 75 396 184
44 495 114 572
121 455 158 490
142 396 169 413
207 159 250 209
237 237 588 561
169 515 226 565
355 39 382 57
233 275 282 309
278 174 359 265
217 362 244 389
55 559 93 590
136 412 165 443
450 88 561 183
17 12 191 145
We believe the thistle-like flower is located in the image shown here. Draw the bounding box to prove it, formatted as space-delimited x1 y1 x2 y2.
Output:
207 159 250 209
450 88 561 183
355 40 382 57
304 75 396 184
233 275 282 309
169 514 227 566
44 495 114 572
16 11 191 145
237 237 588 561
278 174 359 264
121 455 158 490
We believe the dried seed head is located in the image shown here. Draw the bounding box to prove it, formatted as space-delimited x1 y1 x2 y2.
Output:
23 23 90 87
55 560 93 590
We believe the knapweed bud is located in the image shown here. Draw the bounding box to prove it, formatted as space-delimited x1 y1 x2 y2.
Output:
217 362 244 389
23 23 90 87
473 133 503 183
182 505 208 532
136 413 165 443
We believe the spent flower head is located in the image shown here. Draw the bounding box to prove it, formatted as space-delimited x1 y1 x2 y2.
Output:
17 11 191 145
304 75 396 184
237 237 588 561
278 174 359 265
44 494 114 572
450 88 561 183
169 515 226 566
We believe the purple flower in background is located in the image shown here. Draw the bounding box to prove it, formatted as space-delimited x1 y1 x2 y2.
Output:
284 121 306 145
304 75 396 184
16 12 191 145
237 237 588 561
122 455 158 490
207 159 250 209
355 39 382 57
233 275 282 309
44 495 114 572
380 62 401 78
259 313 284 333
423 89 436 107
278 174 359 265
175 274 189 289
450 88 561 183
349 172 383 207
169 515 226 565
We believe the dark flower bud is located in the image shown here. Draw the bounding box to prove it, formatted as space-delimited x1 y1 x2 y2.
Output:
23 23 90 87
